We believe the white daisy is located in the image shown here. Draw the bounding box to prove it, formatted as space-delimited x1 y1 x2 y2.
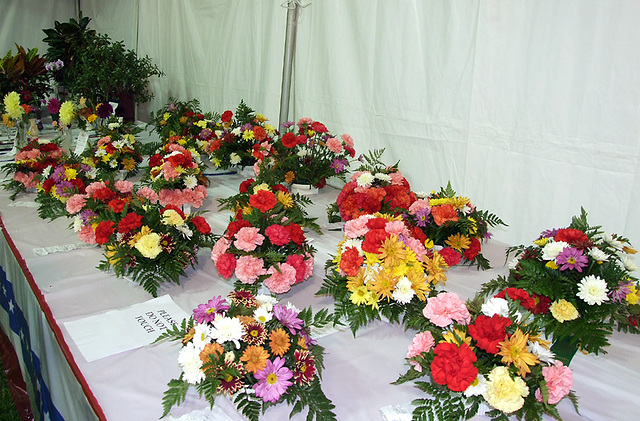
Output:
463 374 487 397
541 240 569 261
392 276 415 304
112 140 125 149
588 247 609 262
576 275 609 305
178 342 205 384
210 316 245 348
191 323 212 350
253 306 273 323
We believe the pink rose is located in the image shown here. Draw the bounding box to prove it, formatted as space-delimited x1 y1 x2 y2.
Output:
326 137 343 154
265 224 291 246
211 237 231 263
264 263 297 294
407 331 435 372
65 194 88 214
235 255 267 284
234 227 265 252
535 361 573 404
423 292 471 327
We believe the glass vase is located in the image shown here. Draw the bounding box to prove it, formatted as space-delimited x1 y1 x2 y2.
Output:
10 122 28 156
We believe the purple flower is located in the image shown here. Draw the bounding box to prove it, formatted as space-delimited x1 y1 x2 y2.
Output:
609 281 633 302
330 158 348 173
253 357 293 403
51 166 66 182
281 121 294 129
414 207 431 227
198 128 212 140
167 103 176 112
192 296 230 323
47 98 61 115
96 102 113 119
273 305 303 335
80 209 97 224
55 180 76 197
556 247 589 272
540 228 560 238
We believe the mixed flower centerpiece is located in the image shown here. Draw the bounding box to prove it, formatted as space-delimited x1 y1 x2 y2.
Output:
158 290 336 421
404 183 506 270
327 149 416 222
34 159 95 220
149 97 216 150
478 209 640 363
316 212 449 334
2 91 33 150
65 180 215 296
394 291 578 420
212 179 319 295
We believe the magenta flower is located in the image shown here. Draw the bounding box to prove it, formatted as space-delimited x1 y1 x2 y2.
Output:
192 296 229 323
47 98 61 114
253 357 293 403
555 247 588 272
273 304 304 335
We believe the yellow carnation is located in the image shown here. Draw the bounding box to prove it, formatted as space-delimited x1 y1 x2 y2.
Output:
549 299 579 323
162 209 185 226
134 232 163 259
483 366 529 413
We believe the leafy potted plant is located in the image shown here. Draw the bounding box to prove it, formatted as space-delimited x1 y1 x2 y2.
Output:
0 45 50 108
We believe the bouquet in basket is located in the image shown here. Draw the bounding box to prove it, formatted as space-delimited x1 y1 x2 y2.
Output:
478 208 640 361
66 180 215 296
394 291 578 421
316 212 449 334
158 290 336 421
212 179 319 294
404 182 506 270
326 149 415 223
2 138 66 199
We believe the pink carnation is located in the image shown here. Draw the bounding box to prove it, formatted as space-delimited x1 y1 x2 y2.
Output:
234 227 265 252
385 220 409 237
409 199 431 214
535 361 573 404
97 136 111 146
235 255 267 284
77 224 96 244
265 224 291 246
13 172 38 188
403 236 428 261
15 149 40 161
158 189 183 207
407 331 435 372
326 137 343 154
341 133 354 148
303 254 314 279
161 161 181 180
389 171 405 185
114 180 134 193
423 292 471 327
253 161 261 176
65 194 88 214
136 186 159 203
86 181 108 195
211 237 231 263
264 263 297 294
344 214 373 239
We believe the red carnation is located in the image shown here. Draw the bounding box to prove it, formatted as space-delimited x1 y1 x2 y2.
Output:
215 253 236 279
105 143 116 155
221 110 233 123
468 314 512 354
438 247 462 267
315 178 327 189
249 189 278 212
118 213 143 233
431 204 459 226
191 216 211 235
339 247 364 276
530 293 552 314
148 154 163 168
344 145 356 158
265 224 291 246
555 228 588 245
410 225 428 244
253 126 267 141
108 198 127 213
226 219 251 239
366 217 388 230
362 229 390 253
463 237 482 261
310 121 328 133
272 184 289 193
430 342 478 392
281 132 298 148
495 288 536 311
42 178 55 193
286 224 306 245
286 254 307 284
95 220 115 245
239 178 255 193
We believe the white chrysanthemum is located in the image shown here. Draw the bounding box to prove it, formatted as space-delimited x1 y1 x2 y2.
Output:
210 316 245 348
341 238 364 254
178 342 205 384
42 166 52 179
107 122 121 130
541 240 569 261
507 252 523 270
481 297 510 317
527 341 555 364
600 233 624 251
175 224 193 238
460 204 473 215
374 172 392 183
297 147 309 157
577 275 609 305
72 215 83 232
356 172 374 187
192 323 212 350
37 138 51 145
253 306 273 323
256 294 277 310
231 127 242 136
588 247 609 262
286 302 301 313
229 152 242 165
463 374 487 397
183 174 198 189
619 255 637 272
392 276 415 304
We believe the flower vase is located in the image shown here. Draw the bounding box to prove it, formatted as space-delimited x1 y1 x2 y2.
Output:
28 118 39 138
61 126 73 153
182 204 193 215
10 122 28 156
116 169 128 181
550 335 579 366
291 183 319 196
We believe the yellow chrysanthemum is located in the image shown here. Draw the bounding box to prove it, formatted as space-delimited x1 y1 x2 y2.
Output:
497 329 540 377
441 328 473 348
3 92 24 120
242 130 254 140
369 267 398 302
534 237 549 247
425 252 448 285
350 285 373 306
2 113 15 127
64 167 78 180
445 233 471 251
264 124 276 135
429 197 456 207
240 345 269 374
276 191 294 208
256 114 267 122
59 101 76 126
346 269 366 292
87 114 97 123
405 267 430 301
269 328 290 356
284 171 296 184
378 235 408 268
123 157 137 171
625 285 639 305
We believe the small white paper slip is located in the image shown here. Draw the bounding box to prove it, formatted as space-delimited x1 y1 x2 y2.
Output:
64 295 190 362
74 129 90 155
379 402 414 421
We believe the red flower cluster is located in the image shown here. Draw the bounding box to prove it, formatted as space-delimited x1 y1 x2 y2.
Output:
468 314 512 354
249 190 278 213
430 342 478 392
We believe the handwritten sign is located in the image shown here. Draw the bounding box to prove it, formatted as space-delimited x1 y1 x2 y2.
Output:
64 295 190 362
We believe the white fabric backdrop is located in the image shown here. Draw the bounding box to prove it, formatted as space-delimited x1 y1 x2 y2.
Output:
2 0 640 246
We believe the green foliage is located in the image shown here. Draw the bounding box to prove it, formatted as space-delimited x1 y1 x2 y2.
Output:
42 12 97 80
234 390 261 421
0 44 49 102
410 381 471 421
153 318 194 344
161 377 189 418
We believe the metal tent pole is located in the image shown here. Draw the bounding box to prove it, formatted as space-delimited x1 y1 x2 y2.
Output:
279 1 304 129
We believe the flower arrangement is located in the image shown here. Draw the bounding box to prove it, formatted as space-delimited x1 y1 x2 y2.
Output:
326 149 416 223
2 138 66 199
66 180 215 296
53 97 97 131
394 291 578 421
157 290 336 421
83 117 143 179
207 101 277 171
478 208 640 362
148 97 215 148
316 212 450 334
259 117 355 189
212 179 318 294
404 182 506 270
144 140 209 210
2 91 32 150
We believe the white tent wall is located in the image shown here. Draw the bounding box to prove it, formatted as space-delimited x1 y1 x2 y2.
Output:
2 0 640 248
